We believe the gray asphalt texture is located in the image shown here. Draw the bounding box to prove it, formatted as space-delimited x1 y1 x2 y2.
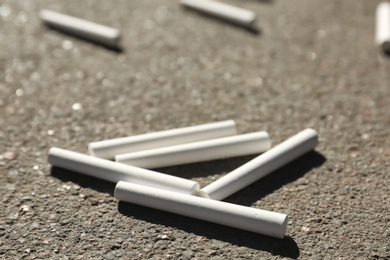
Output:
1 0 390 259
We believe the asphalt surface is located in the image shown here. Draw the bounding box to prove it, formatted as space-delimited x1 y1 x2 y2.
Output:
1 0 390 259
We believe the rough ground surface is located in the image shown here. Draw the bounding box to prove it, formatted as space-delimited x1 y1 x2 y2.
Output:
1 0 389 259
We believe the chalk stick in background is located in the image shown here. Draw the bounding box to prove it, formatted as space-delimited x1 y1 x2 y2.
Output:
201 129 319 200
39 9 121 49
180 0 257 28
115 131 271 169
48 147 201 196
115 181 288 239
376 2 390 54
89 120 237 160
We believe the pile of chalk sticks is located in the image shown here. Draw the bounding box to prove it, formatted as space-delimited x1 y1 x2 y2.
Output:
48 120 319 239
40 0 323 240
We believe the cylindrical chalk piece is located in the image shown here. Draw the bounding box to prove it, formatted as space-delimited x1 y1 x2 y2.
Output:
376 2 390 53
180 0 257 28
89 120 237 160
48 147 200 195
115 181 287 238
39 9 121 49
201 128 319 200
115 132 271 169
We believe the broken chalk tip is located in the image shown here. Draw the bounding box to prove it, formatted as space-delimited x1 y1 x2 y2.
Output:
115 181 287 239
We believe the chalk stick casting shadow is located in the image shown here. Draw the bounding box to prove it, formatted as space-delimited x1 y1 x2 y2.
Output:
118 201 300 258
225 151 326 206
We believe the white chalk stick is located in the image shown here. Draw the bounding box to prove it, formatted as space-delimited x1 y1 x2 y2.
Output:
201 129 319 200
48 147 200 195
115 181 287 238
376 2 390 53
180 0 256 28
39 9 121 49
89 120 237 160
115 131 271 169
